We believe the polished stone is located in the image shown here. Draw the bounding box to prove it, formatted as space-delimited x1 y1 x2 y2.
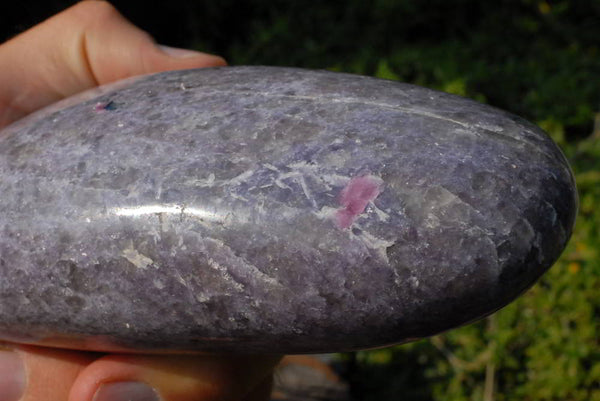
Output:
0 66 577 354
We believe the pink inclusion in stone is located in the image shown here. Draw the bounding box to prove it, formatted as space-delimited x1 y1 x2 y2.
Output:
94 100 116 112
335 175 383 229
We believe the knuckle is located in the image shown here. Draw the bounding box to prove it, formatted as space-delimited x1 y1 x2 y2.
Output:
69 1 121 25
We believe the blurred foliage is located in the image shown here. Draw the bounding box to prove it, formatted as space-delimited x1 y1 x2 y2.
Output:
3 0 600 399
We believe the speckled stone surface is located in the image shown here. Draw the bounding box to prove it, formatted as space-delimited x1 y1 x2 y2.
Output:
0 66 577 354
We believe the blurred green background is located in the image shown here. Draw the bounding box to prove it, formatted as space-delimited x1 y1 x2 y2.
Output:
2 1 599 399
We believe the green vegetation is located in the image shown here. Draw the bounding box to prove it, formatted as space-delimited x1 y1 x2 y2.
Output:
195 1 600 399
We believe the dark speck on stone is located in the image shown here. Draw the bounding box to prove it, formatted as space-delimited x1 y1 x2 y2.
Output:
0 66 577 354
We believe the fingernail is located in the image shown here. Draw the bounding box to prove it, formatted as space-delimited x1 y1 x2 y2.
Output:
0 350 26 401
93 382 161 401
157 45 207 59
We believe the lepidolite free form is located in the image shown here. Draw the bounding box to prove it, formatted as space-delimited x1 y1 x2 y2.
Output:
0 67 577 353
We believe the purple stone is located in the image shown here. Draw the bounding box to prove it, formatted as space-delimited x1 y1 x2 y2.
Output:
0 66 577 353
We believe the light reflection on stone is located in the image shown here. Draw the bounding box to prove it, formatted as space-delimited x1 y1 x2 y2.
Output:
111 204 225 223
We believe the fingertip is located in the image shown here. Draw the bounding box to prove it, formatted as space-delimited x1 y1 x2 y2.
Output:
92 381 161 401
80 4 227 82
0 348 26 401
157 45 227 64
70 354 281 401
140 44 227 74
68 356 139 401
0 344 99 401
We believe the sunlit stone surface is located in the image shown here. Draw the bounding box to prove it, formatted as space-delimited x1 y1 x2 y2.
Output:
0 67 577 353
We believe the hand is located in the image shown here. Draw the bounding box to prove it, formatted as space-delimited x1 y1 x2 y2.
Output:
0 0 226 128
0 2 279 401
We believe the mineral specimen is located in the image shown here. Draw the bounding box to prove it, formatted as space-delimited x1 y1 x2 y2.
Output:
0 66 577 354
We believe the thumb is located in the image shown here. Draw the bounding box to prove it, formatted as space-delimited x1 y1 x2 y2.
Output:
0 1 226 127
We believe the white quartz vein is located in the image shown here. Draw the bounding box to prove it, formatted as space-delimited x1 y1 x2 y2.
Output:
350 224 395 264
224 169 255 186
205 238 283 288
207 258 245 291
199 90 472 128
121 242 154 269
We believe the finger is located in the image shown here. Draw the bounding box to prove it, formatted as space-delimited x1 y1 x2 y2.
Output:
69 353 281 401
0 343 99 401
0 0 226 127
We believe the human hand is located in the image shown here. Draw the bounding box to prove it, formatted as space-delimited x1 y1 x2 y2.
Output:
0 2 280 400
0 0 226 128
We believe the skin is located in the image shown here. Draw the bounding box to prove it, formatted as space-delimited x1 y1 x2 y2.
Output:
0 1 280 400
